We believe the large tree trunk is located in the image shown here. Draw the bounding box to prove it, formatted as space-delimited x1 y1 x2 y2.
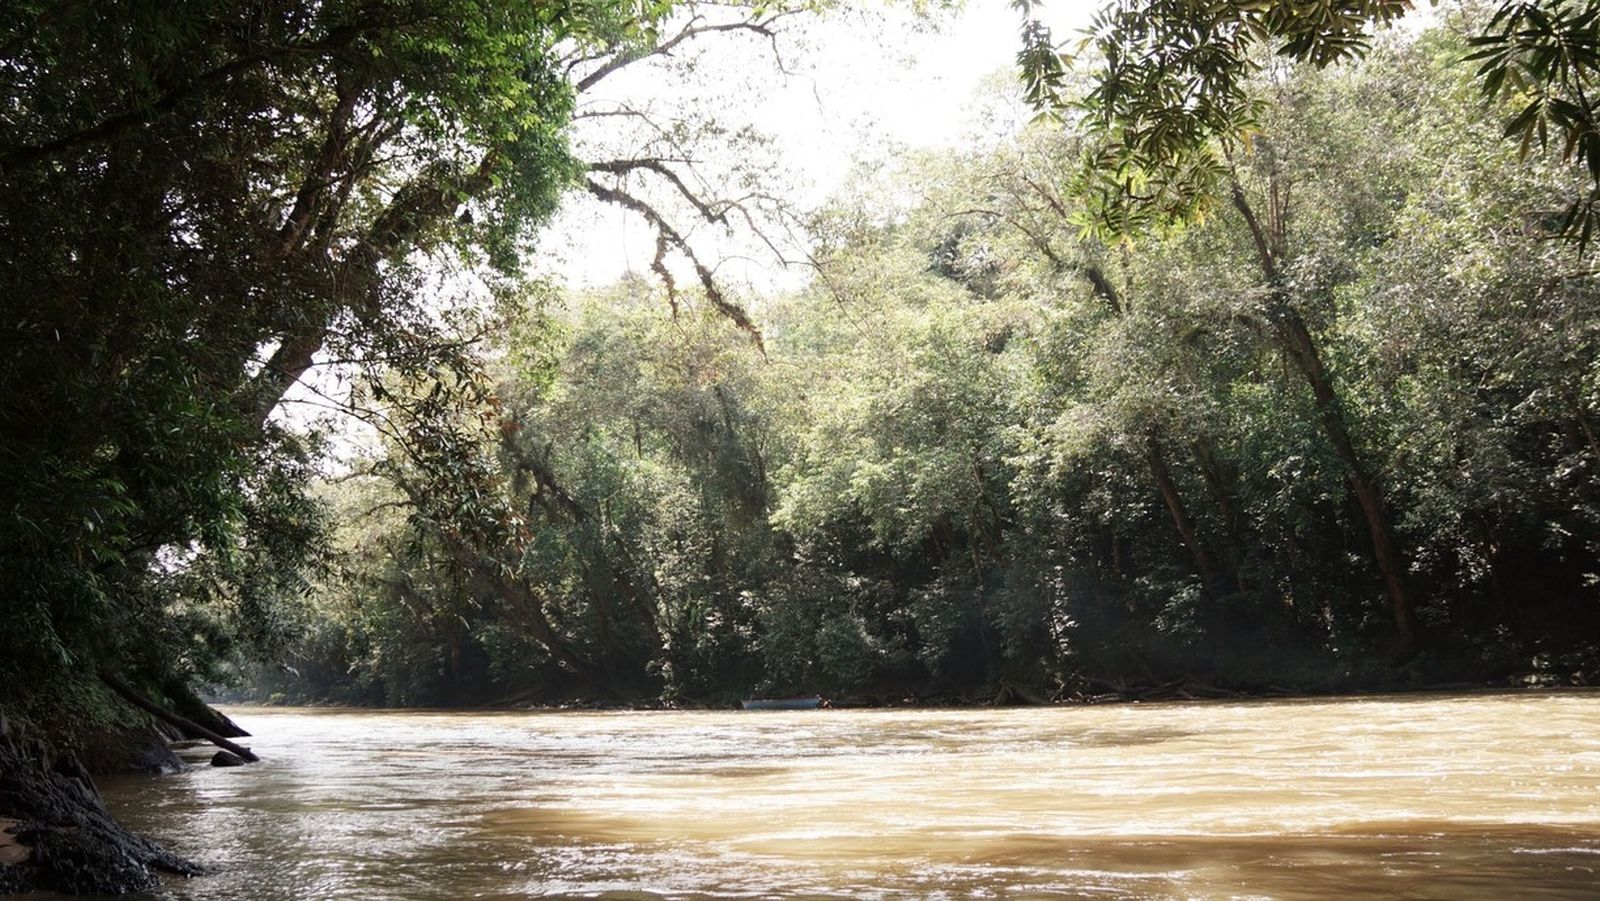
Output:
1230 182 1418 655
1192 440 1250 591
1144 433 1221 589
1277 307 1419 654
244 154 501 429
162 678 250 739
1079 264 1230 592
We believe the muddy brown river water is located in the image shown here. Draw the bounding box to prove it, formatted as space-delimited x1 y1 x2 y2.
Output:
98 693 1600 898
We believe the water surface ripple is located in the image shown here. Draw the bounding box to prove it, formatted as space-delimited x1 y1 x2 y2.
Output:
100 692 1600 898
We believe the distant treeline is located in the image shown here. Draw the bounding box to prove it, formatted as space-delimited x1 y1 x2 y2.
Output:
248 25 1600 707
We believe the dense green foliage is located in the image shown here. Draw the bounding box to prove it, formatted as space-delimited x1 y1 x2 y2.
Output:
250 20 1600 707
1016 0 1600 243
0 0 679 730
7 2 1600 721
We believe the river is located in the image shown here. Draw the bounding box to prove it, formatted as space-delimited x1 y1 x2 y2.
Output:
98 692 1600 899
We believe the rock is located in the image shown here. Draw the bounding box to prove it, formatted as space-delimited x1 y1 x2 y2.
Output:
0 819 29 865
1510 672 1563 688
0 861 27 895
73 726 184 776
210 750 246 767
152 719 186 743
0 725 200 894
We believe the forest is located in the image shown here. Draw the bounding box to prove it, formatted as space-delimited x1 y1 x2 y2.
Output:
6 0 1600 894
240 6 1600 709
4 0 1600 750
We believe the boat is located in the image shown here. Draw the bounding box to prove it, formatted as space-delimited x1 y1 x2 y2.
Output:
739 696 823 711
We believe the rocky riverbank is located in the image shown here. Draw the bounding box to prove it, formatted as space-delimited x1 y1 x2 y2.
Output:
0 717 200 894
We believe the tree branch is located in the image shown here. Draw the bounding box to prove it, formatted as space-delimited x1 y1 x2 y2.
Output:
584 177 764 351
575 16 782 94
588 157 728 226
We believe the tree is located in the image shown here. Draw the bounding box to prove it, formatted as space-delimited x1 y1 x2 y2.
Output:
230 8 1600 709
255 2 818 703
1016 0 1600 244
0 0 747 729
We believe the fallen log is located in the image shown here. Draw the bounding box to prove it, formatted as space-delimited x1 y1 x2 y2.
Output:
164 679 250 738
98 672 258 763
993 680 1052 706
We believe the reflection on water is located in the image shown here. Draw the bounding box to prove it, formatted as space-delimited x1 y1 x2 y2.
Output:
96 693 1600 899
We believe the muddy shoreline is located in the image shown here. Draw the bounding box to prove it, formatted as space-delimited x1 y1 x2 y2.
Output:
0 720 199 895
229 675 1599 713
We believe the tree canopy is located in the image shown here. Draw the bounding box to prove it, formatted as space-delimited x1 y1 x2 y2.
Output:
4 1 1600 727
1016 0 1600 243
0 0 792 729
243 16 1600 706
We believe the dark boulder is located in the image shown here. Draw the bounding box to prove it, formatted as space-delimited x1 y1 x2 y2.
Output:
209 750 246 768
73 726 184 776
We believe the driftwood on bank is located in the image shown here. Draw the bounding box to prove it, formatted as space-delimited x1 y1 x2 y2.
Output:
992 680 1052 706
1061 676 1253 704
97 672 258 763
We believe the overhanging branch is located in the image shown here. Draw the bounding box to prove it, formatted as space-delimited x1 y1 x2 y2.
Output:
584 177 764 352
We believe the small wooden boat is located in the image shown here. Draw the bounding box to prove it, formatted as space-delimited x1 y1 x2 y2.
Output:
739 696 823 711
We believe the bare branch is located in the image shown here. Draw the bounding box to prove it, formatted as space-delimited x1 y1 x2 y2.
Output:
585 177 764 352
589 158 729 226
574 15 787 94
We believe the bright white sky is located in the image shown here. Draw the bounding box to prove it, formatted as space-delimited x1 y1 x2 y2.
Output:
536 0 1101 294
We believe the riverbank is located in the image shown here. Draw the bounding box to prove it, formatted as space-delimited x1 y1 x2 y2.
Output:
0 718 200 894
229 672 1598 714
0 677 255 896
